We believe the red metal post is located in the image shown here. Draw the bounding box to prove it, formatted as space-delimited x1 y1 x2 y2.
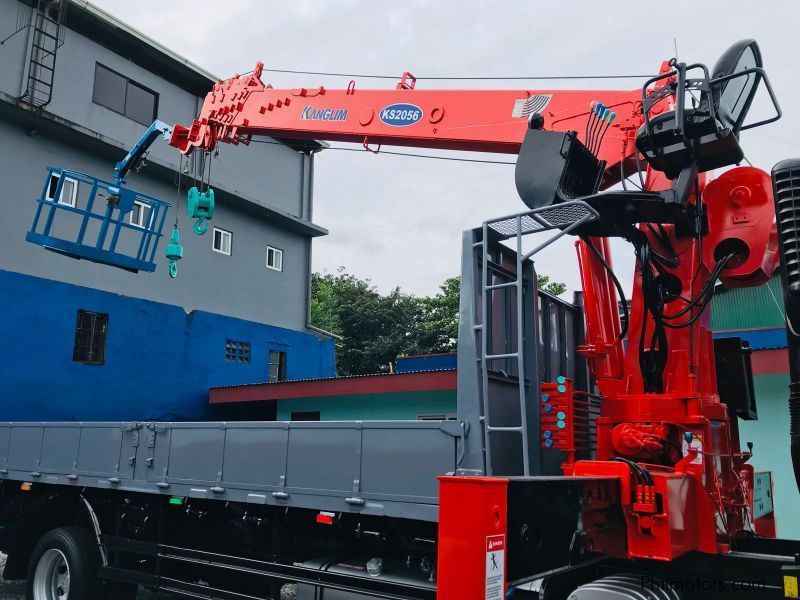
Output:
437 476 508 600
576 237 625 394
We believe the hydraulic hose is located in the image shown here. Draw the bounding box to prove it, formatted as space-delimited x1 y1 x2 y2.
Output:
771 159 800 494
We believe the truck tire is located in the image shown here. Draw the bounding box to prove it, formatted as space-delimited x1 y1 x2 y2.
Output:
25 527 101 600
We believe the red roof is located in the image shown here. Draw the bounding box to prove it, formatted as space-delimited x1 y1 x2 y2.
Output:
209 369 456 405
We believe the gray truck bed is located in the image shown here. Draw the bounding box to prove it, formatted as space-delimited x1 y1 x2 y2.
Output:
0 420 464 522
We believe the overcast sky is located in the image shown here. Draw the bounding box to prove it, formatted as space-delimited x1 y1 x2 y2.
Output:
91 0 800 297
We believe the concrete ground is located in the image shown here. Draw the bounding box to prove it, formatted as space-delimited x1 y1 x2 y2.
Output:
0 555 23 600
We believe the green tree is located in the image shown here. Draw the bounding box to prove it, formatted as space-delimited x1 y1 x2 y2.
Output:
311 269 419 375
537 274 567 296
410 276 461 355
310 268 566 375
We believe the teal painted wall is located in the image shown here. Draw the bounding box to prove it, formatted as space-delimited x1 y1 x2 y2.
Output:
277 390 457 421
738 373 800 540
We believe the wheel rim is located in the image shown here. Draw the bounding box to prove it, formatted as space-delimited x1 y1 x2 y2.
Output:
32 548 70 600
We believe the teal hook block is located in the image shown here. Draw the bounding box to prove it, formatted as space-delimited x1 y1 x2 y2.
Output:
187 186 215 235
165 227 183 279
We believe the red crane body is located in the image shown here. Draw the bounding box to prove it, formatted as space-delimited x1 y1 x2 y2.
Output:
169 55 779 565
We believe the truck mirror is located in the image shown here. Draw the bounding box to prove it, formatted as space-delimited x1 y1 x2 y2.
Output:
712 39 763 134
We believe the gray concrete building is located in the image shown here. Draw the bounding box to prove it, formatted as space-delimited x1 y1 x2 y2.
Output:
0 0 327 330
0 0 336 422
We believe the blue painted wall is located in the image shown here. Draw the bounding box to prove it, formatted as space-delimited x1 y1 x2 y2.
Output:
0 268 336 422
395 354 457 372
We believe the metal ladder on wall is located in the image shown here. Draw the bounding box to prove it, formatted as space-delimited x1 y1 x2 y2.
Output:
476 201 598 476
19 0 67 109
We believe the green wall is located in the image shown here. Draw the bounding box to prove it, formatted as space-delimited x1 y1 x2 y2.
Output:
277 390 457 421
738 373 800 540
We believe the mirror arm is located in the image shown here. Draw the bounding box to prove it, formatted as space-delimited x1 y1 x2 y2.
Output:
711 66 782 132
740 67 782 131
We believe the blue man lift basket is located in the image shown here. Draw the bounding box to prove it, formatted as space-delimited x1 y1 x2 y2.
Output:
26 167 171 273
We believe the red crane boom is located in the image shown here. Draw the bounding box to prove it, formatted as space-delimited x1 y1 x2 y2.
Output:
169 62 646 169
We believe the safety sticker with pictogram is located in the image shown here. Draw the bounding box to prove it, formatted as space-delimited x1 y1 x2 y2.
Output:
485 535 505 600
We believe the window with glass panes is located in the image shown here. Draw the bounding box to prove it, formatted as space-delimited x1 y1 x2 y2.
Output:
93 63 158 126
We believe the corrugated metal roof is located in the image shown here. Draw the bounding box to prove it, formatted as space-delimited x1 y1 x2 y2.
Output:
711 274 786 331
209 368 457 390
714 329 788 350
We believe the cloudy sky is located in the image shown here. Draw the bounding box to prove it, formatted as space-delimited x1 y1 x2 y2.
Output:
92 0 800 297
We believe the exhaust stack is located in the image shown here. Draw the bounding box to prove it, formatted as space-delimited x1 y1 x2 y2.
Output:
771 159 800 494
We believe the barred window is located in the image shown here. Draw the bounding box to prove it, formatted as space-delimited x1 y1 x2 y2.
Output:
73 311 108 365
226 340 251 364
269 350 286 382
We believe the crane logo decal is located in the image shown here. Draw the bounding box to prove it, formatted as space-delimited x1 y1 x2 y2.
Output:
379 103 423 127
511 94 553 118
300 106 349 122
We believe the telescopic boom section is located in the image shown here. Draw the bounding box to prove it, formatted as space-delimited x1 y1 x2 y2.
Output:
169 62 644 168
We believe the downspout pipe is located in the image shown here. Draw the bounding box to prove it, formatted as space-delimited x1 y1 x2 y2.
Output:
303 149 342 342
771 159 800 493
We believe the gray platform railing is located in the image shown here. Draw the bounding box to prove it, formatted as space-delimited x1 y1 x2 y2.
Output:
474 201 599 476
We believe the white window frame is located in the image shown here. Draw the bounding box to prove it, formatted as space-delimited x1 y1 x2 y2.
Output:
47 172 78 207
212 227 232 256
266 246 283 272
129 200 152 228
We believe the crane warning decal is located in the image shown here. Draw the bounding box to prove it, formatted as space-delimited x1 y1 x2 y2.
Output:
485 535 505 600
682 433 704 465
511 94 553 118
379 103 423 126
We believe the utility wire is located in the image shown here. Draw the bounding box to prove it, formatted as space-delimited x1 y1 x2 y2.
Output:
174 153 184 228
249 138 516 164
258 68 658 81
326 146 516 164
